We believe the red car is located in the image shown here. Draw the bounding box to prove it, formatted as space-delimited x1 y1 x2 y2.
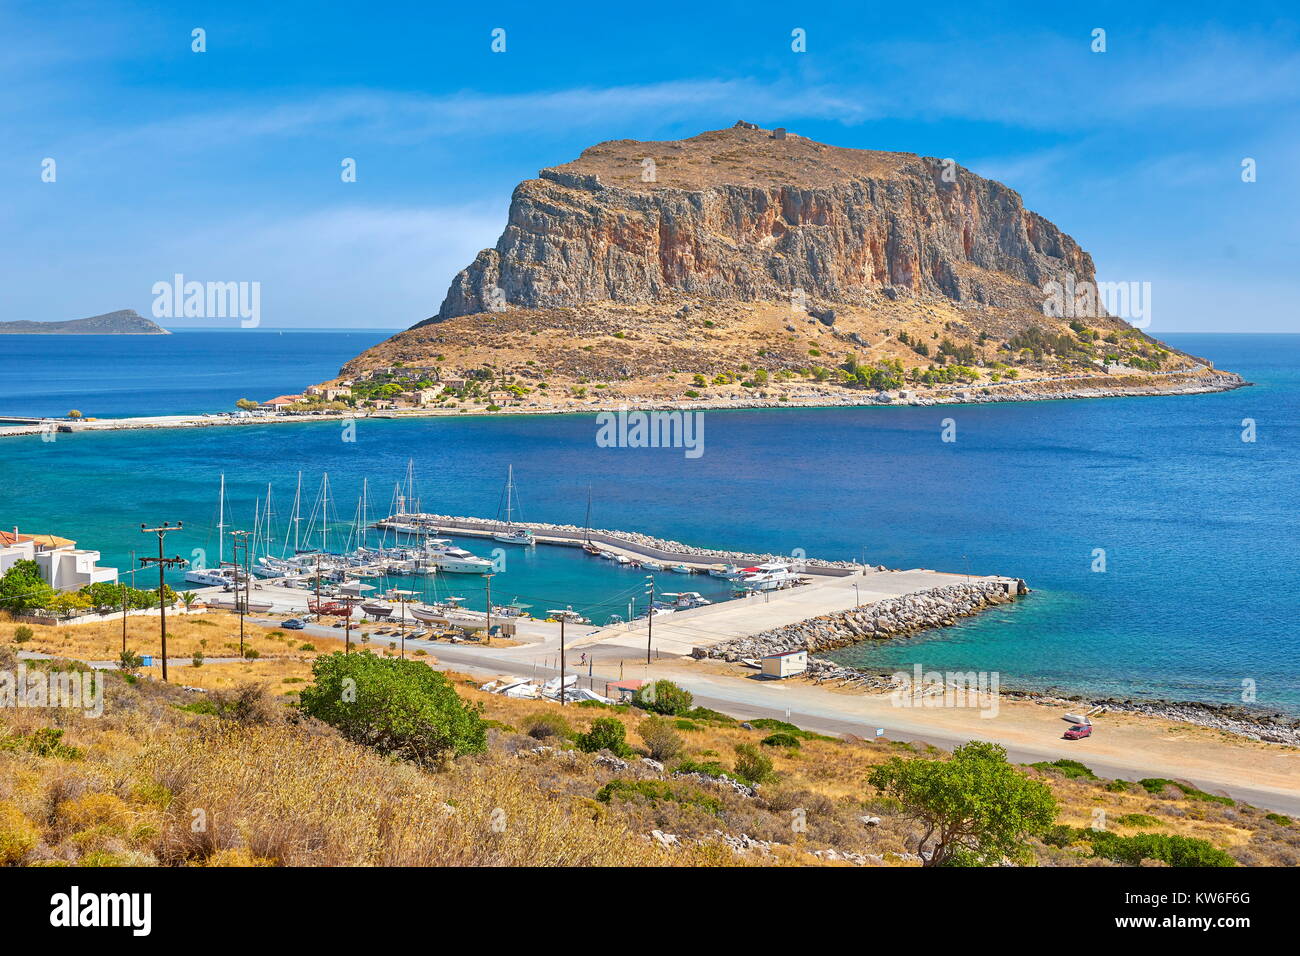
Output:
1063 723 1093 740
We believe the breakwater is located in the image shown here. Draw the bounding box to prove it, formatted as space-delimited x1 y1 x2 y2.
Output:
694 579 1026 661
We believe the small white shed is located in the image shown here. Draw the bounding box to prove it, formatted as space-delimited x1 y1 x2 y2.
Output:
761 649 808 679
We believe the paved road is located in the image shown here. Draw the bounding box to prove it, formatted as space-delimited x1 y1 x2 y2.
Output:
266 624 1300 817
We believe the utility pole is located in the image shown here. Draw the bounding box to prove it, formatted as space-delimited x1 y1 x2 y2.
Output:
139 522 186 682
229 530 251 658
484 572 494 645
559 614 566 707
644 574 655 664
120 581 128 655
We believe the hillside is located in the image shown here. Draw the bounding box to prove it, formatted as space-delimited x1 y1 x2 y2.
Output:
1 622 1288 868
0 309 169 335
320 123 1242 413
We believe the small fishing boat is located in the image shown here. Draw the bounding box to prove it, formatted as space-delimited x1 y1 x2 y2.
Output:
669 563 694 574
360 601 394 618
640 560 665 571
708 563 744 579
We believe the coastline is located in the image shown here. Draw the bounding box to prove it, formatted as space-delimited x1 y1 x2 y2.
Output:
0 367 1249 439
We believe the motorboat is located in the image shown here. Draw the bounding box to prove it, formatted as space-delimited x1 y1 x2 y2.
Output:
734 562 795 592
424 539 494 574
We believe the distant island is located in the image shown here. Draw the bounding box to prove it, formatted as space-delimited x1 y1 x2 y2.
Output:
0 309 169 334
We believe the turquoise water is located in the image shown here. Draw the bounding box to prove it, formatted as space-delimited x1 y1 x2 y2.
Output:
0 332 1295 711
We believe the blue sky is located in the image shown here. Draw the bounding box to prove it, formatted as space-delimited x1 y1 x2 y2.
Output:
3 0 1297 332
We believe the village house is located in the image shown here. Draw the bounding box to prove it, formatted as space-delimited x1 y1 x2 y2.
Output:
305 385 352 401
0 528 119 591
259 394 303 413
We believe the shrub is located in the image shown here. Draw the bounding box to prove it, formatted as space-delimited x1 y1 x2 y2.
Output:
672 758 729 778
634 680 694 716
761 732 801 749
13 625 33 643
683 706 735 725
574 717 632 757
638 716 683 762
244 648 261 660
1089 830 1235 867
0 801 40 864
749 718 833 741
298 651 486 767
523 711 572 741
595 779 722 814
208 682 284 725
733 744 775 785
1116 813 1160 828
299 643 316 652
191 650 204 668
118 649 144 676
1266 812 1293 827
1030 759 1097 780
1138 778 1234 805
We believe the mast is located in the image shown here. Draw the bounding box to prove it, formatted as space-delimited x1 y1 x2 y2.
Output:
505 465 514 527
321 473 330 554
217 473 226 564
584 485 593 544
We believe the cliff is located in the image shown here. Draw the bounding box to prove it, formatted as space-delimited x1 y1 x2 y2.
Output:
436 123 1093 320
0 309 170 335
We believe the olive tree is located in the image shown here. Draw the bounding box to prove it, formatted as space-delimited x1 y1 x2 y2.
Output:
868 740 1057 866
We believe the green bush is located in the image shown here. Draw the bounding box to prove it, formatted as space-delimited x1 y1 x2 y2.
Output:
298 651 486 766
672 758 729 778
1029 758 1097 780
523 711 572 741
733 744 775 785
1089 830 1235 867
749 718 833 741
1266 812 1293 826
574 717 633 757
638 716 683 762
1138 778 1234 805
683 706 736 725
1116 813 1160 828
761 732 801 749
595 779 722 814
12 626 33 643
634 680 694 716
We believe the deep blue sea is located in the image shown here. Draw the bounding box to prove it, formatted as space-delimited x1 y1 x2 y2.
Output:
0 331 1295 712
0 329 395 419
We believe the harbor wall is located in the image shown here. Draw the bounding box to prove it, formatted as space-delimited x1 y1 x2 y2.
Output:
409 516 858 577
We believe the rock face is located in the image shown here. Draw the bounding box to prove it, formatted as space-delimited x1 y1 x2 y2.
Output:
435 123 1094 320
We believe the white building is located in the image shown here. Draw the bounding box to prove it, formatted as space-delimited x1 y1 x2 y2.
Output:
0 529 119 592
761 649 808 679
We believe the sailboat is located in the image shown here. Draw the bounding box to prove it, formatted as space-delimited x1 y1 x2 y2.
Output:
582 485 601 555
492 465 534 545
186 473 230 585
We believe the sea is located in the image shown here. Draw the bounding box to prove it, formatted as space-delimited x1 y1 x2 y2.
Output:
0 330 1295 712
